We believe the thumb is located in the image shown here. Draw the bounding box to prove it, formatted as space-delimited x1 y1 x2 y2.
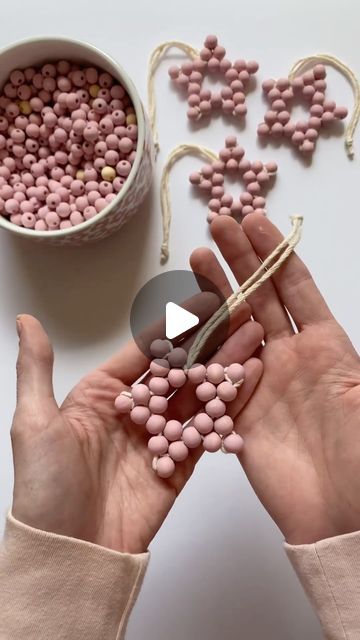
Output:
16 314 56 405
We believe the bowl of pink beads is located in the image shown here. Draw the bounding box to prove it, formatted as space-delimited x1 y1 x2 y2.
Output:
0 37 154 245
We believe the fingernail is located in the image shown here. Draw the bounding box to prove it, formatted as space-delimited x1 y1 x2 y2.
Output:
16 315 22 337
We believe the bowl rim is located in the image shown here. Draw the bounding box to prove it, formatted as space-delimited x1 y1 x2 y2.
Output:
0 35 146 239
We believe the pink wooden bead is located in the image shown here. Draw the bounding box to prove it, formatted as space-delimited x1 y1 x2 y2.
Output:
193 413 214 435
156 456 175 479
5 199 19 214
70 210 84 225
46 211 60 229
217 381 237 402
164 420 183 442
149 395 168 414
115 394 133 413
83 205 97 220
35 219 47 231
117 160 131 177
203 432 222 452
150 339 171 358
169 441 189 462
196 382 216 402
150 358 170 377
205 398 226 418
146 414 166 435
334 106 348 119
206 363 225 384
21 212 36 228
132 383 151 406
182 426 202 448
214 415 234 436
301 140 315 153
226 363 245 384
168 368 187 388
148 435 169 455
149 376 170 396
187 363 206 384
131 406 151 425
223 433 244 454
167 347 187 368
60 220 72 229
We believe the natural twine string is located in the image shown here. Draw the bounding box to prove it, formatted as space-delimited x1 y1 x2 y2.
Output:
289 54 360 158
148 42 199 156
160 143 218 264
186 215 303 367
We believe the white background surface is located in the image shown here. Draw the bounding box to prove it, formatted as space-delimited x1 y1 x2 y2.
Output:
0 1 359 638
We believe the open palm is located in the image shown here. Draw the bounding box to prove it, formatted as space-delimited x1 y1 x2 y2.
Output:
192 214 360 545
11 303 263 553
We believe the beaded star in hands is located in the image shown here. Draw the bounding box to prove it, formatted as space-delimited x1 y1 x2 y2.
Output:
114 339 245 479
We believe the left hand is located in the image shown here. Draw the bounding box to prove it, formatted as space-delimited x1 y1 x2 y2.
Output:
11 300 263 553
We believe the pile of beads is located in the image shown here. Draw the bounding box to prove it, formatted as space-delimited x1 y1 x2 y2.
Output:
189 136 277 223
257 64 348 154
0 61 138 230
114 338 245 479
168 35 259 121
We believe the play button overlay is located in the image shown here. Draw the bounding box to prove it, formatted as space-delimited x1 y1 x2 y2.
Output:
166 302 199 340
130 270 229 361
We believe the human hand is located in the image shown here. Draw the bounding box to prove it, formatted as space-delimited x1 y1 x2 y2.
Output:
191 214 360 545
11 297 263 553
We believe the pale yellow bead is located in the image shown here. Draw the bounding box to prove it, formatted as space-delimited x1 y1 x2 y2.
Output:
19 100 32 115
89 84 100 98
126 114 137 126
101 166 116 182
76 169 85 181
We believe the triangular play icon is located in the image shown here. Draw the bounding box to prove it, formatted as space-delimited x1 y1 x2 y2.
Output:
165 302 199 340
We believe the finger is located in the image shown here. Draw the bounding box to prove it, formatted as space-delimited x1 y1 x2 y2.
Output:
169 356 264 488
191 247 233 297
16 315 56 405
102 292 221 384
167 319 264 424
211 216 294 340
242 213 333 329
190 247 253 336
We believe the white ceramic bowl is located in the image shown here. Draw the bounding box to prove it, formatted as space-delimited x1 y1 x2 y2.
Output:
0 37 155 245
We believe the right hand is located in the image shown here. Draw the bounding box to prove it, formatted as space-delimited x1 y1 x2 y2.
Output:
191 214 360 545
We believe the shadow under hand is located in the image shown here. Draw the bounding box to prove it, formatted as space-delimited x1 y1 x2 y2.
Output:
8 186 155 346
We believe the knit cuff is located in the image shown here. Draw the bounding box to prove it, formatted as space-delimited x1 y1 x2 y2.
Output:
0 513 149 640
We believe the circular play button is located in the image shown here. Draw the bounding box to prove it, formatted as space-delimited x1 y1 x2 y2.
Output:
130 269 229 363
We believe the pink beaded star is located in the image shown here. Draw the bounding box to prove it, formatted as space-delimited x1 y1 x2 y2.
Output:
114 339 245 479
168 35 259 122
189 136 277 223
257 64 348 154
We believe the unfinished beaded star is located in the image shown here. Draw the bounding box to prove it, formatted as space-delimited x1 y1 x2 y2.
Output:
114 339 245 478
168 35 259 122
257 64 348 154
189 136 277 223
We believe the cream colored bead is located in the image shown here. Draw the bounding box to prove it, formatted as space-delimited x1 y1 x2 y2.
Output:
101 165 116 182
19 100 32 115
76 169 85 181
126 114 137 125
89 84 100 98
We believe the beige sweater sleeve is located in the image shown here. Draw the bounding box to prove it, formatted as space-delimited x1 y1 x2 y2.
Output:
286 531 360 639
1 514 360 639
0 513 149 640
